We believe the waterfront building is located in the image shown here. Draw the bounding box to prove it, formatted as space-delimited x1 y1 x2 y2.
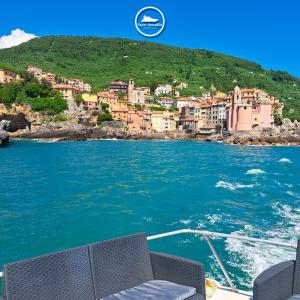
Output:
52 84 80 113
226 86 273 131
111 108 129 122
140 112 152 132
81 93 98 109
111 108 149 132
179 100 226 132
0 69 22 84
127 110 143 131
151 111 177 133
205 102 226 129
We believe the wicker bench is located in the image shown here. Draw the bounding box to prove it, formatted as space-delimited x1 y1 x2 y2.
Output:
253 240 300 300
1 233 206 300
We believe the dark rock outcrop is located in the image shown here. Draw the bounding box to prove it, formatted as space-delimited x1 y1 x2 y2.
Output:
0 113 31 132
0 120 10 146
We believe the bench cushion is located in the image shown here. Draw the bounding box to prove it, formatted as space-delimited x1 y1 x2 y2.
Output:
102 280 197 300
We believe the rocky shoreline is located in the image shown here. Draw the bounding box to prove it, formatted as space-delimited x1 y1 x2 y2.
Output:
12 126 300 146
0 132 9 146
15 127 195 141
3 103 300 146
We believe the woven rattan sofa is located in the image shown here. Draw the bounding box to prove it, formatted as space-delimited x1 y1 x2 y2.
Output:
1 233 206 300
253 240 300 300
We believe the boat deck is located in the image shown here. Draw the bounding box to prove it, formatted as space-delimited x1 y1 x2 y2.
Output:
211 286 252 300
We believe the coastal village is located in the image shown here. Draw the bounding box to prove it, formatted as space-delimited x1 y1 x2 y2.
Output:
1 65 298 145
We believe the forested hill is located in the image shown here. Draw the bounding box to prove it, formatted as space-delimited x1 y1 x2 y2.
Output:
0 36 299 119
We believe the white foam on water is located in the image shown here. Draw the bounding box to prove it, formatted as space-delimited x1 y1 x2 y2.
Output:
225 202 300 288
142 217 153 222
215 181 255 191
205 213 222 224
287 191 300 199
245 169 266 175
278 158 293 163
179 219 192 225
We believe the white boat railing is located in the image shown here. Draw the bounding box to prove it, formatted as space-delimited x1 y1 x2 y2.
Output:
147 228 297 293
0 228 297 294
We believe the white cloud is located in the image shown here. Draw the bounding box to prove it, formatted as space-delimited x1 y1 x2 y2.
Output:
0 29 36 49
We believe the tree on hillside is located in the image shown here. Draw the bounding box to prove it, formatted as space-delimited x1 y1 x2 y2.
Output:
100 102 109 111
97 112 112 125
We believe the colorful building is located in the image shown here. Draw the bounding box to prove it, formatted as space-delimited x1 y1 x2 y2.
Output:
154 84 173 96
226 86 273 131
97 91 118 107
0 69 22 84
67 78 91 92
109 80 129 94
81 93 98 109
175 97 200 111
27 66 43 81
52 84 80 113
159 97 175 109
151 111 177 133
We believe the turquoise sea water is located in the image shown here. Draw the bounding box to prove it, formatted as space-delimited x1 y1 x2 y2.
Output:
1 140 300 290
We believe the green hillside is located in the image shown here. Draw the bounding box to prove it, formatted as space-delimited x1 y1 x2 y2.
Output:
0 36 300 120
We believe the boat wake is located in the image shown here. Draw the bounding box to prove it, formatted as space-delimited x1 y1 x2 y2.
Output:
225 202 299 288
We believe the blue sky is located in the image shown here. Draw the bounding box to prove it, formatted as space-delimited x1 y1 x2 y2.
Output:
1 0 300 77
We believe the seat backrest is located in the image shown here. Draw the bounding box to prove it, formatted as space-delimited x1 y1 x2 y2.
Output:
89 233 154 298
293 239 300 294
3 246 95 300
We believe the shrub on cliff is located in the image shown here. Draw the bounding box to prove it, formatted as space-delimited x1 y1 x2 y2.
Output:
274 115 283 126
0 78 67 114
100 102 109 111
97 112 112 125
53 114 68 122
24 95 68 114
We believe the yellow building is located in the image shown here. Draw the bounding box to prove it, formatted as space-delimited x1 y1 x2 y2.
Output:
0 69 22 84
151 111 177 133
82 93 98 109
